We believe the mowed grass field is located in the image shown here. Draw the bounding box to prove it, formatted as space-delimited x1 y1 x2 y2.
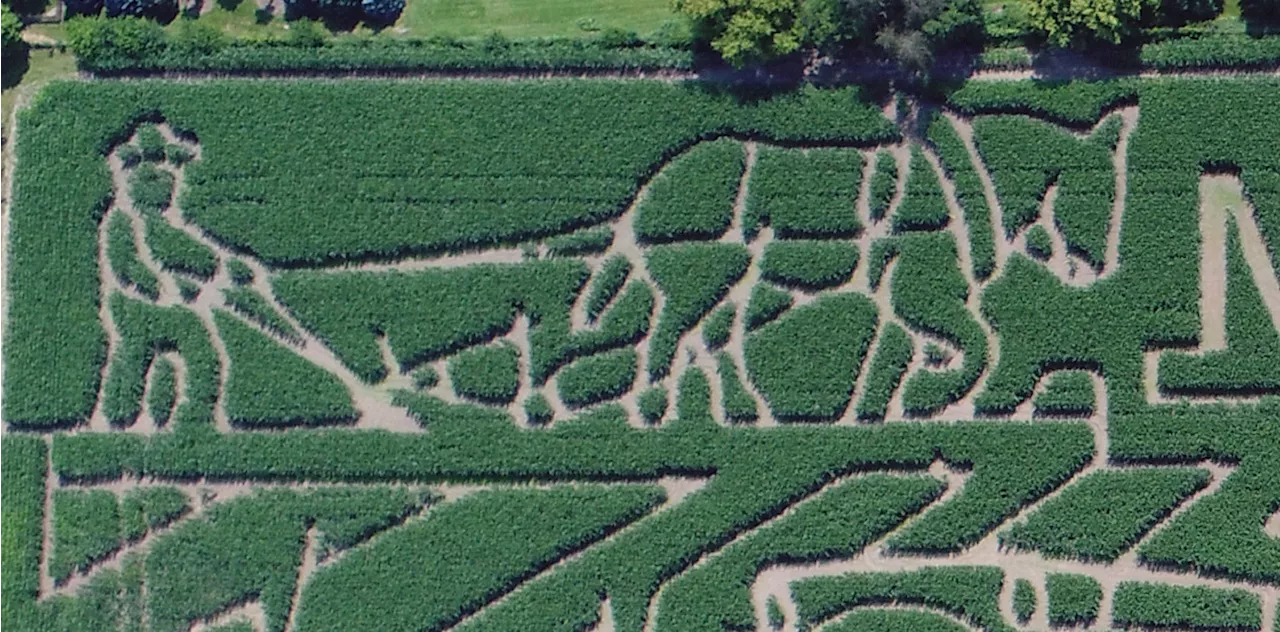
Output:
399 0 677 38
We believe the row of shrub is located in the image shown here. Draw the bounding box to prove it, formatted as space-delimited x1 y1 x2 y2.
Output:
65 16 694 74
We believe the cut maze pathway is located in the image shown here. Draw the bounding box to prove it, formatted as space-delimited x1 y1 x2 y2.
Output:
8 73 1280 632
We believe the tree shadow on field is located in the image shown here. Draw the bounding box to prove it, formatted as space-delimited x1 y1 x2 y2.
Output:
2 49 30 91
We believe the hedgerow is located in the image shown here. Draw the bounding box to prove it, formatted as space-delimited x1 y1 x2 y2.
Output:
823 609 969 632
1046 573 1102 626
293 485 663 632
715 352 758 423
656 474 943 631
1000 467 1209 562
702 304 735 351
1159 221 1280 396
855 323 914 421
744 283 793 331
646 243 750 379
107 213 159 300
145 214 217 279
221 286 300 342
1032 370 1094 416
70 27 696 74
791 567 1013 632
585 256 630 323
545 226 613 257
885 234 987 415
128 164 174 213
1141 35 1280 70
226 259 254 285
1013 578 1036 623
744 294 878 422
971 114 1117 265
215 310 357 428
868 150 897 221
634 139 743 244
892 146 950 232
926 113 996 279
557 349 637 409
146 486 434 632
759 240 859 290
1112 582 1262 630
147 356 177 426
102 295 219 430
120 486 188 543
51 489 121 584
747 146 864 239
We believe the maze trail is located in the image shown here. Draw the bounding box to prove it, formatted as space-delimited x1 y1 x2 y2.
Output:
2 78 1279 632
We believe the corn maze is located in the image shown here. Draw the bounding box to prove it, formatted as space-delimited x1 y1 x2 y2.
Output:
3 78 1279 632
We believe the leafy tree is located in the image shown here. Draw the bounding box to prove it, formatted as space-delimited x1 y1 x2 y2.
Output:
672 0 805 67
2 4 24 60
361 0 405 25
168 18 226 55
65 16 166 66
104 0 177 18
1024 0 1157 47
65 0 105 16
1159 0 1222 24
802 0 984 71
1240 0 1280 24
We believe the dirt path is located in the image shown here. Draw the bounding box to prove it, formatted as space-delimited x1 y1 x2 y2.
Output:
1145 173 1280 406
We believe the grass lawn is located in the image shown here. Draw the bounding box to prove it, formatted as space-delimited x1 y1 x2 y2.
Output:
398 0 677 39
2 48 77 139
196 0 291 39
